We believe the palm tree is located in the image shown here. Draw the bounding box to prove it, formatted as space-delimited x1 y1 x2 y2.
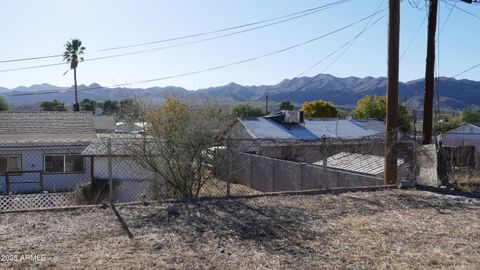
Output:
63 39 86 111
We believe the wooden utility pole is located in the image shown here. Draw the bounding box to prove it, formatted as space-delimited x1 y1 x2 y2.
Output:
384 0 400 185
265 94 269 115
422 0 438 145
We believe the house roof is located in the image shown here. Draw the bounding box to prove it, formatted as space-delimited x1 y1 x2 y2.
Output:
238 117 383 140
94 115 115 132
0 112 96 146
312 152 404 176
82 134 155 156
445 122 480 134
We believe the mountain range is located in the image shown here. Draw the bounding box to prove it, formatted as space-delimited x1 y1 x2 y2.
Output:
2 74 479 111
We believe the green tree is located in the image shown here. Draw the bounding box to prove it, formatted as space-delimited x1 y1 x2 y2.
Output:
461 108 480 123
0 96 9 111
279 100 294 110
40 99 67 111
80 98 97 111
302 100 338 118
63 39 86 112
434 114 461 133
101 100 120 115
352 95 412 132
119 99 143 121
231 103 264 117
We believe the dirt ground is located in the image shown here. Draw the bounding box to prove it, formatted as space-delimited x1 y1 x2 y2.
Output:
1 189 480 269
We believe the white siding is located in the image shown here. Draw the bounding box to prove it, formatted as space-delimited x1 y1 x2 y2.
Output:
93 157 153 180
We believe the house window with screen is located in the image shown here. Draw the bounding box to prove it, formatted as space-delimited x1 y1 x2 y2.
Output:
44 155 84 173
0 155 22 175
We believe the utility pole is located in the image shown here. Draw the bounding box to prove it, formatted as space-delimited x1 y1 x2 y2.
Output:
422 0 438 145
265 94 269 115
384 0 400 185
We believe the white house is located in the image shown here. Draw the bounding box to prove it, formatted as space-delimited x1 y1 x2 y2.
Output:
81 134 154 181
440 123 480 153
0 112 96 194
81 134 157 202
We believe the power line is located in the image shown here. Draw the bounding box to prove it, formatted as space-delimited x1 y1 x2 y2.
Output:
439 0 458 34
98 0 351 52
319 0 386 73
4 9 386 98
278 3 387 102
0 54 63 64
400 11 428 61
0 0 350 73
443 0 480 20
452 62 480 77
0 0 351 65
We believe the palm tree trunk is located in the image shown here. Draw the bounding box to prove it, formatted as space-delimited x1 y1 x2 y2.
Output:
74 67 79 111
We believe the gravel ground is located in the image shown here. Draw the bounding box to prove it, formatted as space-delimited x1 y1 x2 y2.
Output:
1 189 480 269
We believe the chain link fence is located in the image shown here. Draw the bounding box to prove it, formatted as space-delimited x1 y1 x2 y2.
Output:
0 132 421 212
439 133 480 193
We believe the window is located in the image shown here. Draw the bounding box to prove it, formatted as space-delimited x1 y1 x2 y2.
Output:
44 155 84 173
0 155 22 175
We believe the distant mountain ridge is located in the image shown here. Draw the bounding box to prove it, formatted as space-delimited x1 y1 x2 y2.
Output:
2 74 480 110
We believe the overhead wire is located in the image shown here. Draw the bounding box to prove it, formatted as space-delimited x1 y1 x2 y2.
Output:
0 0 351 65
4 8 386 98
97 0 351 52
276 2 387 103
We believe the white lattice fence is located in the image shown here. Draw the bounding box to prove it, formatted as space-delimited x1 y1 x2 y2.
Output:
0 192 79 212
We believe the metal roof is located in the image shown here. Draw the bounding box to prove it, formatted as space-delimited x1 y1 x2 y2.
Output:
0 112 96 146
313 152 404 176
82 134 157 156
238 117 383 140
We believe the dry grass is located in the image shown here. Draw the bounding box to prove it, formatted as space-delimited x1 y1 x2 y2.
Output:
1 189 480 269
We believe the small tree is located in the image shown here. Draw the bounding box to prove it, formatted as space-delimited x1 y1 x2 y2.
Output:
302 100 338 118
119 99 143 121
131 96 232 199
231 103 264 117
40 99 67 111
0 96 9 111
352 95 412 132
101 100 120 115
461 108 480 123
80 98 97 111
279 100 294 110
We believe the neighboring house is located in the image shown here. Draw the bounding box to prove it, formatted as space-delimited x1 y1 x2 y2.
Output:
0 112 96 194
439 123 480 153
94 115 115 133
81 134 156 202
229 111 387 162
81 134 154 181
312 152 406 179
115 122 148 134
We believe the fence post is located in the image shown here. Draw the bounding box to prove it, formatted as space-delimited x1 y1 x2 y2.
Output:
5 172 10 195
322 136 328 189
226 139 231 197
272 158 275 192
299 163 304 190
250 154 253 188
40 170 44 192
108 138 113 204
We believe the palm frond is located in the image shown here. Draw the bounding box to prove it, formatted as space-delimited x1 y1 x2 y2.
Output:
63 38 86 64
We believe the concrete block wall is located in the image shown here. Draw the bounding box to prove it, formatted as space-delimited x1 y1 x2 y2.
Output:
251 155 274 192
231 153 251 187
232 153 384 192
273 159 301 192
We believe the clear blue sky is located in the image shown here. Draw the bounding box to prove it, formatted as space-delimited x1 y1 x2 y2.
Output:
0 0 479 90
